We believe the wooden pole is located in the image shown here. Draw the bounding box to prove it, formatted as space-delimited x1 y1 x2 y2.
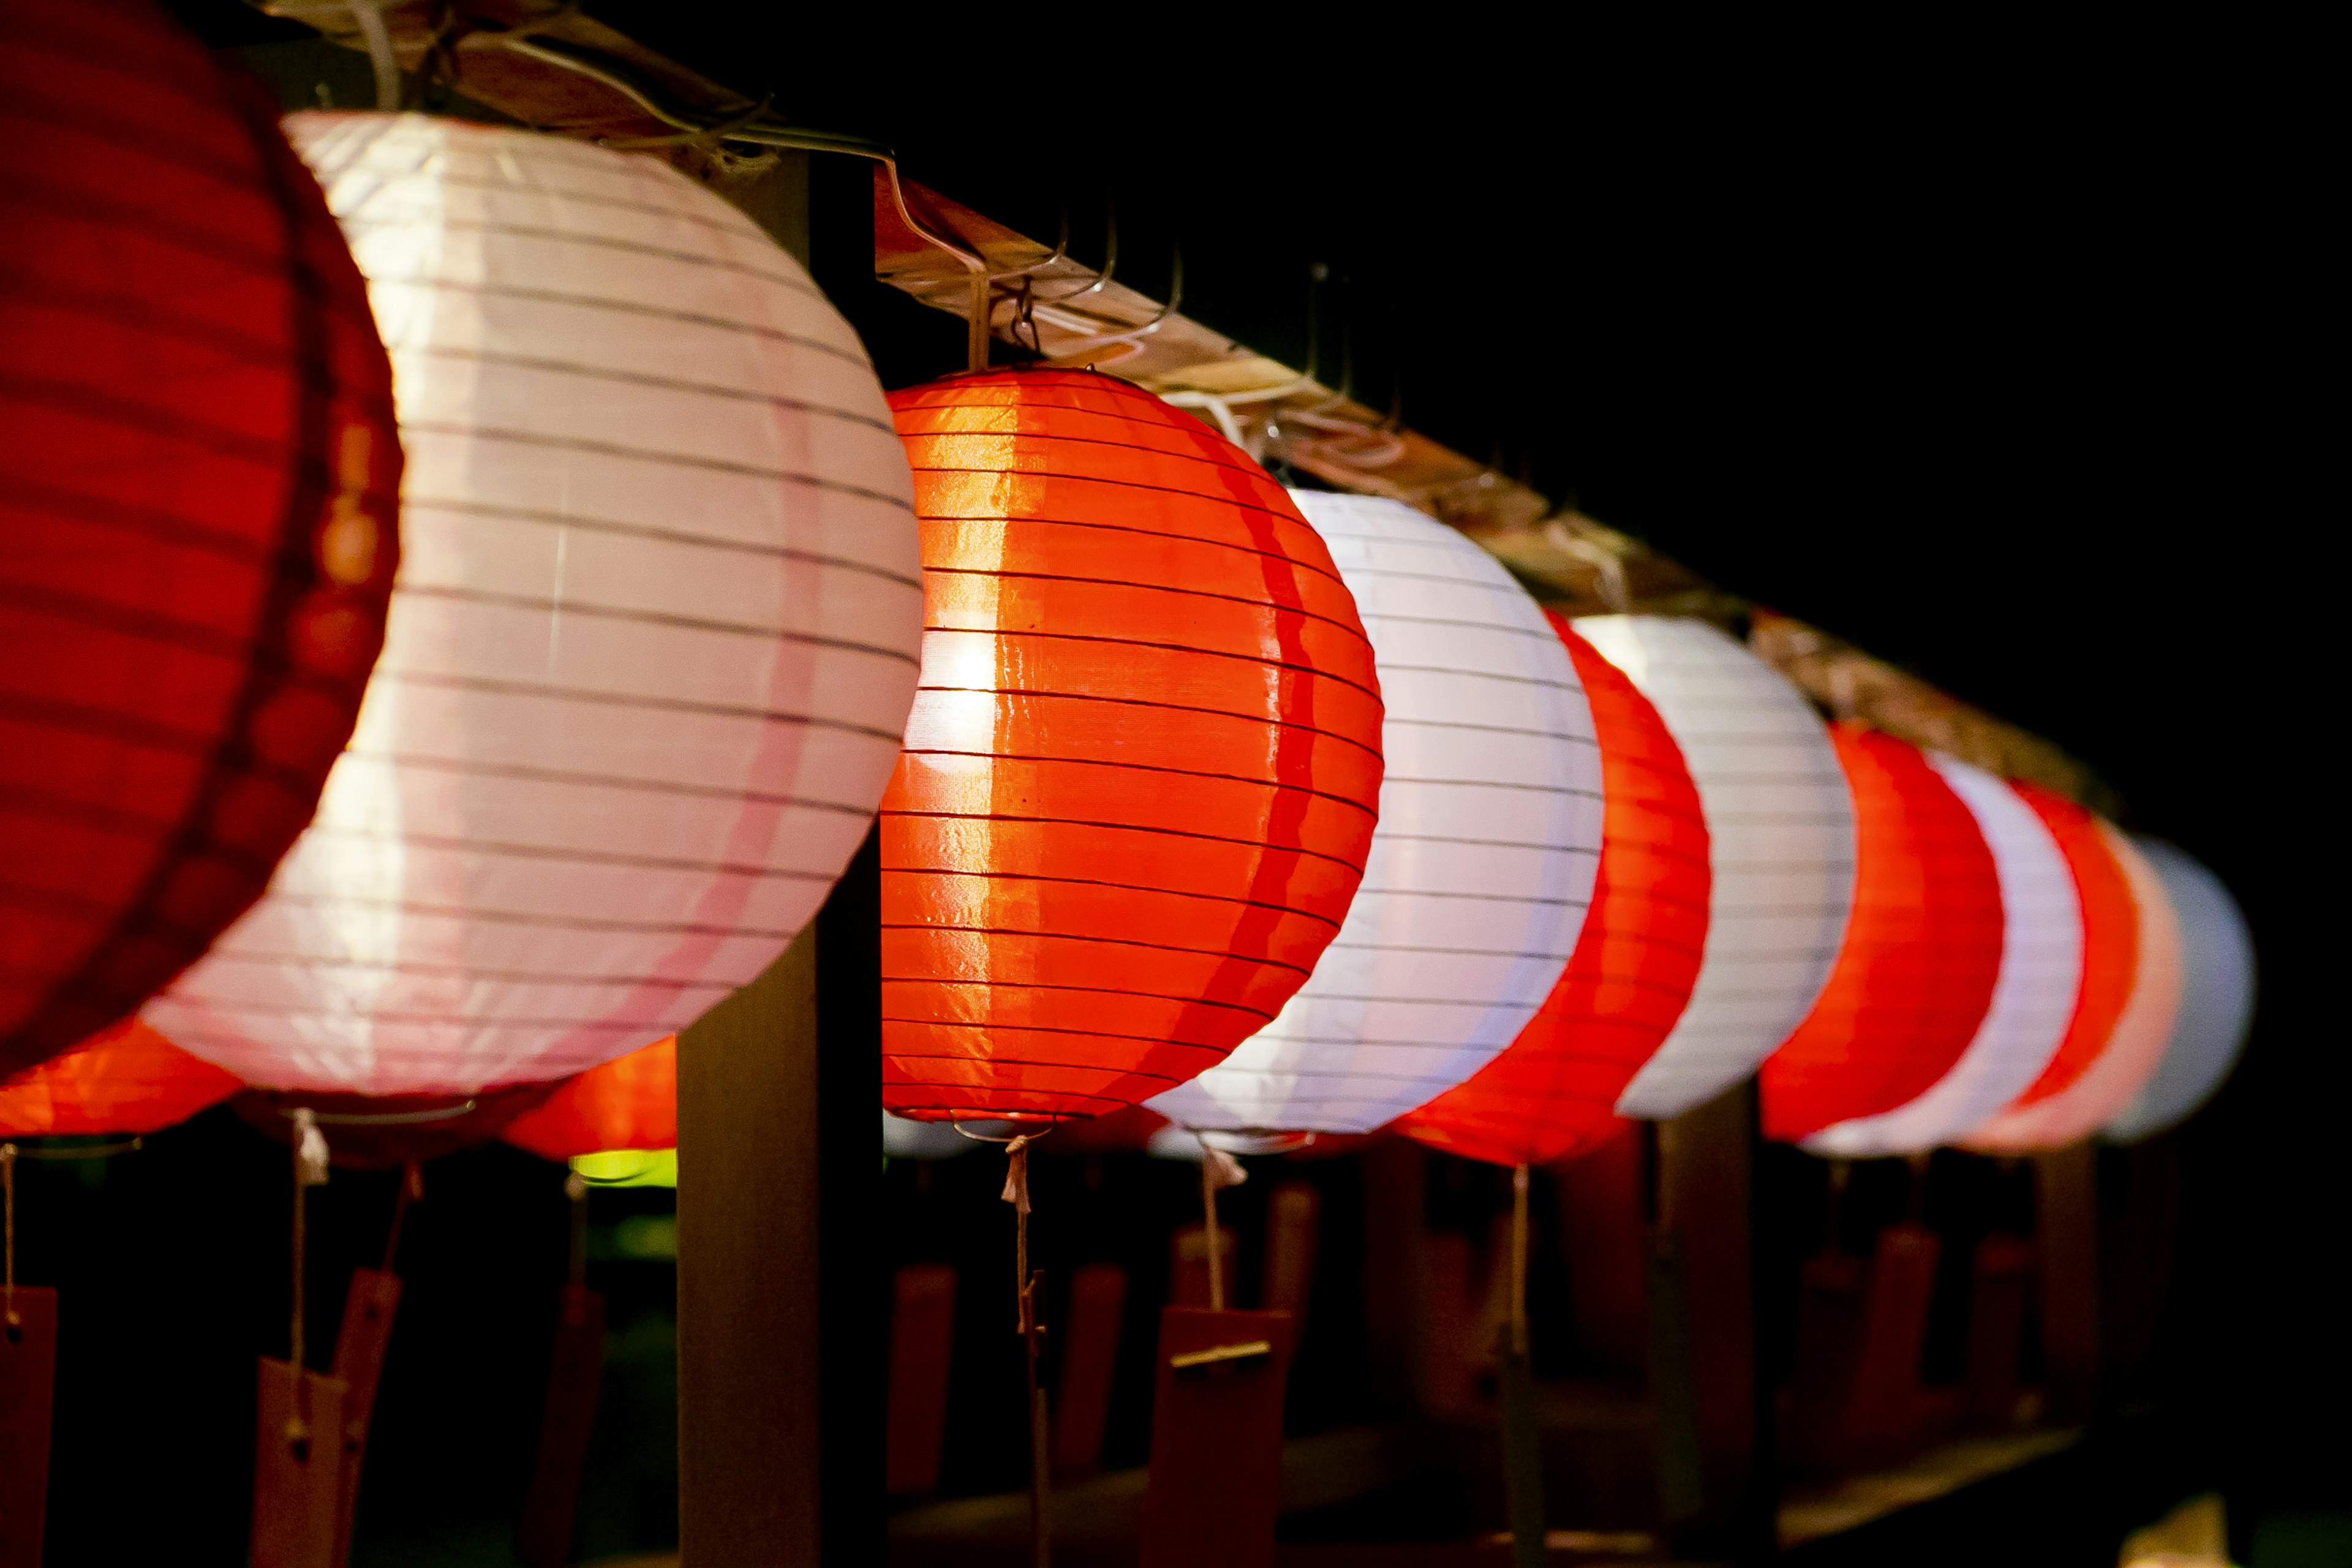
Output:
1500 1163 1546 1568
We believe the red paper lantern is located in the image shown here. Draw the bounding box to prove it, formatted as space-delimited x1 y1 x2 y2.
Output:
0 1020 239 1138
878 369 1384 1123
1758 726 2005 1142
1398 618 1710 1167
1966 784 2138 1120
503 1035 677 1161
0 0 401 1077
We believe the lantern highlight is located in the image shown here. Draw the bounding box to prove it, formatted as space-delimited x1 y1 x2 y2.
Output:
0 1020 239 1137
1 1 401 1077
1148 493 1604 1136
880 371 1384 1123
1570 617 1855 1120
148 115 922 1096
2104 839 2255 1142
1967 823 2181 1151
1806 757 2081 1156
1398 620 1709 1167
1758 726 2003 1144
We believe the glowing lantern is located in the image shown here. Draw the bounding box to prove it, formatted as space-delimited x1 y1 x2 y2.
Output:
0 1021 239 1138
502 1035 676 1161
1570 617 1855 1119
1967 823 2181 1151
2105 839 2255 1141
1 2 400 1078
1397 620 1709 1166
1758 726 2003 1144
880 371 1384 1123
1148 493 1604 1137
1806 757 2081 1156
147 115 922 1096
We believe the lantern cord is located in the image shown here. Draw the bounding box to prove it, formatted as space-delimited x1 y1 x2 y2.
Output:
288 1110 330 1375
3 1142 17 1332
347 1 401 113
382 1161 423 1275
995 1133 1052 1568
1510 1163 1531 1359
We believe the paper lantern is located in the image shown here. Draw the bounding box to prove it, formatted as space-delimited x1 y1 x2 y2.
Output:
147 115 921 1096
2105 839 2255 1141
503 1035 675 1160
1758 725 2004 1144
1147 493 1604 1136
1570 617 1855 1119
0 1020 239 1138
1967 822 2181 1151
0 2 401 1078
1397 620 1709 1167
880 371 1384 1123
1806 757 2081 1156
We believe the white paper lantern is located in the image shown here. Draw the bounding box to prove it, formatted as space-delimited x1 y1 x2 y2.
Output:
1570 616 1855 1118
1966 823 2182 1151
2103 839 2255 1141
1806 756 2082 1156
1147 492 1605 1134
146 115 921 1095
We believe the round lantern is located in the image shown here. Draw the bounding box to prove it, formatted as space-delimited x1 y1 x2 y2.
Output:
2104 839 2254 1141
503 1035 675 1160
1147 493 1604 1137
146 115 922 1095
1397 619 1709 1167
880 371 1384 1123
0 1020 240 1138
1806 756 2081 1156
1570 617 1855 1119
1758 725 2004 1144
1967 821 2181 1151
0 2 401 1078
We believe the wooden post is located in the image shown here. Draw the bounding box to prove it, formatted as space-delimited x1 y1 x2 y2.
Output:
1168 1222 1237 1310
328 1267 402 1568
1052 1262 1127 1482
676 824 882 1565
1655 1081 1762 1552
2034 1144 2100 1423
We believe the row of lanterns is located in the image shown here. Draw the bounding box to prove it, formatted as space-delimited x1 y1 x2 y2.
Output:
3 74 2253 1168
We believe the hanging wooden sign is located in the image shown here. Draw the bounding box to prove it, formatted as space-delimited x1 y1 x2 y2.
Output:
330 1267 403 1568
1139 1306 1296 1568
251 1358 349 1568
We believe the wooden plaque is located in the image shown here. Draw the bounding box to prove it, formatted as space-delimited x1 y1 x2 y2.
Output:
1966 1234 2033 1430
884 1263 957 1496
1051 1262 1126 1481
329 1267 403 1567
1261 1182 1321 1325
1838 1221 1940 1463
518 1284 606 1568
1138 1306 1295 1568
1 1286 59 1568
252 1357 349 1568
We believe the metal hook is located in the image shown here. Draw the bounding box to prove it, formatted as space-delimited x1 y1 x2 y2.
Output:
1044 241 1182 360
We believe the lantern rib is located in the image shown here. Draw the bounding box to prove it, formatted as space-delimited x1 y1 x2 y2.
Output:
0 368 317 469
0 263 325 377
883 810 1372 870
288 825 843 878
398 422 917 510
911 473 1335 541
401 346 899 432
345 748 910 793
881 1042 1208 1077
408 500 922 586
371 669 919 741
360 277 880 368
0 473 283 562
923 580 1374 646
333 216 824 300
878 923 1318 977
881 867 1346 927
883 976 1275 1016
889 751 1381 816
245 892 794 940
194 951 734 989
393 582 921 660
906 429 1281 483
909 688 1382 757
375 171 771 237
916 629 1381 699
0 167 294 274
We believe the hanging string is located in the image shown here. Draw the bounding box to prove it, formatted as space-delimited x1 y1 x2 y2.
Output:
990 1131 1050 1568
1192 1134 1247 1313
288 1110 329 1378
3 1142 17 1335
